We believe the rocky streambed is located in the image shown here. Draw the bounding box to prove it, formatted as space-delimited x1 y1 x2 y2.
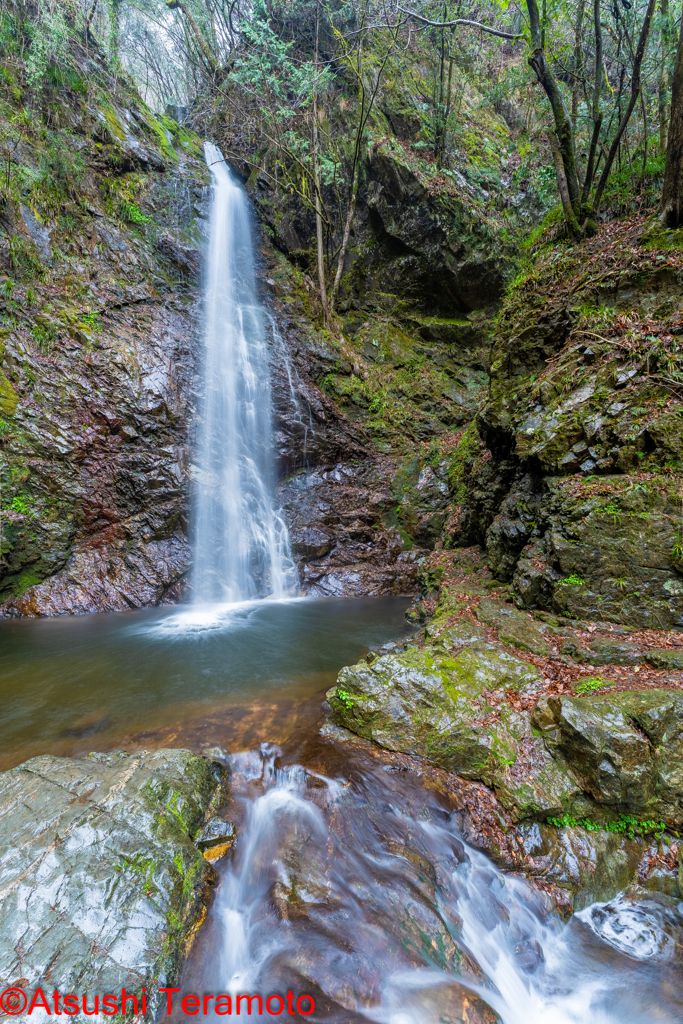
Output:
328 548 683 915
2 565 683 1017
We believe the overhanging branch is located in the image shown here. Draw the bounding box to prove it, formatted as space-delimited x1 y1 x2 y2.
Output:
397 7 525 40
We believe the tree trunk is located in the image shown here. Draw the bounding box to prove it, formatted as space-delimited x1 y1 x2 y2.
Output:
527 0 581 227
593 0 657 213
167 0 219 76
662 17 683 226
312 3 328 320
572 0 586 124
659 0 671 153
581 0 603 206
547 131 581 236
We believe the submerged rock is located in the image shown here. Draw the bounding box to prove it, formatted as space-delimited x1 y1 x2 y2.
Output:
0 749 227 1011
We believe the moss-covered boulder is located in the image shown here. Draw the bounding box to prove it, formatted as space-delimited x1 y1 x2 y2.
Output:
328 641 541 781
0 749 227 1011
533 690 683 824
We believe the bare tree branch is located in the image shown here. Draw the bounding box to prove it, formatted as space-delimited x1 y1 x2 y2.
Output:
397 7 524 40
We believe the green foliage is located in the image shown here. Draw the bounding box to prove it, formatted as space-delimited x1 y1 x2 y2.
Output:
120 202 150 224
24 0 74 86
575 676 608 695
79 311 101 330
335 688 357 708
672 529 683 562
547 813 666 841
10 493 30 515
31 321 57 351
233 0 331 115
560 573 586 586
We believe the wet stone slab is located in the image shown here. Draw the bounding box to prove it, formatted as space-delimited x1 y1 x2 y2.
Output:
0 749 226 1017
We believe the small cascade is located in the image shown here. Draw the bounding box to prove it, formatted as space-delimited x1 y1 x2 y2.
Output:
193 745 682 1024
193 144 298 603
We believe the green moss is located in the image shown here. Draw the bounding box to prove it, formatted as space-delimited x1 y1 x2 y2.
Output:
140 109 176 161
103 105 127 143
0 370 17 415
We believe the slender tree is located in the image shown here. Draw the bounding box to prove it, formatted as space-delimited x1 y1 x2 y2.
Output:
662 14 683 225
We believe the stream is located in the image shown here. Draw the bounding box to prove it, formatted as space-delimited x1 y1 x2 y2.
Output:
180 737 683 1024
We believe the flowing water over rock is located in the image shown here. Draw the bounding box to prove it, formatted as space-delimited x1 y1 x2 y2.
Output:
183 742 683 1024
194 144 297 602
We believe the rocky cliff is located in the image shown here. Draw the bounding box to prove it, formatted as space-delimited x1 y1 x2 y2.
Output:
0 49 209 615
0 37 526 613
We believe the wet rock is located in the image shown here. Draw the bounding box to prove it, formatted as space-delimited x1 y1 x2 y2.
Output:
520 822 643 911
492 736 586 821
632 840 681 899
532 694 655 807
0 749 227 1009
252 139 513 318
328 644 540 780
561 637 642 665
0 103 207 616
156 234 202 282
195 817 236 861
281 460 419 597
291 526 335 558
532 690 683 824
475 597 551 655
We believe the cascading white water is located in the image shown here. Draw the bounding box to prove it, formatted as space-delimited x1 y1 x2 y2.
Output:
189 744 683 1024
193 143 298 603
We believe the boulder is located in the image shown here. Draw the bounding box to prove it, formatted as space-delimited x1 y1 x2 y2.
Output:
643 648 683 671
532 690 683 824
328 643 540 780
475 596 551 655
519 822 643 911
0 749 227 1012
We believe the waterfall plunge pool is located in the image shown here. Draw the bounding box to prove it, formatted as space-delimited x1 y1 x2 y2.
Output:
1 598 681 1022
0 596 413 770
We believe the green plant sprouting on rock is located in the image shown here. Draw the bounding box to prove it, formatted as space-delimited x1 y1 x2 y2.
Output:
575 676 608 695
547 813 666 841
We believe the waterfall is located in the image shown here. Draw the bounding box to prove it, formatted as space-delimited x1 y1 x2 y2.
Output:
193 143 298 604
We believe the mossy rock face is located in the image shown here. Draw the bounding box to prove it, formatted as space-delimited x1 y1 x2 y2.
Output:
533 690 683 823
491 734 586 821
0 67 209 614
328 643 540 780
0 749 227 1010
475 596 552 655
487 475 683 629
0 371 17 416
518 821 643 911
